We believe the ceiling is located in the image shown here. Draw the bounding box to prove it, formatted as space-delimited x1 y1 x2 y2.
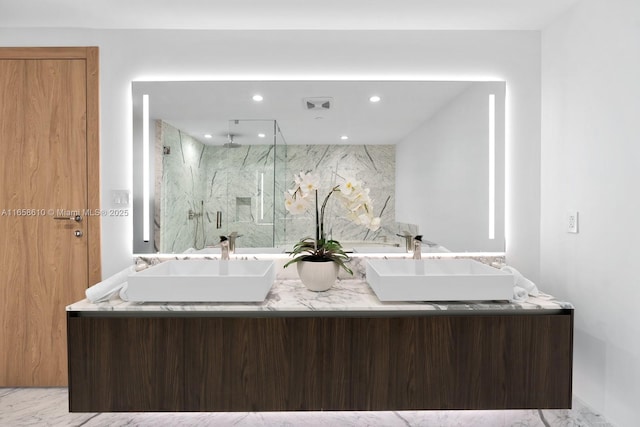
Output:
6 1 573 146
133 80 503 147
0 0 580 30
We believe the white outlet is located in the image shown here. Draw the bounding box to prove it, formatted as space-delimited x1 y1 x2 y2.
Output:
567 210 579 233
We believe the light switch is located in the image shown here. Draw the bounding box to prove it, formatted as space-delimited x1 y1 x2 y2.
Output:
111 190 131 207
567 210 579 233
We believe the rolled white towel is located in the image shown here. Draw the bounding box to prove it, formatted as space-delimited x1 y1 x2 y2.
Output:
512 285 528 302
119 282 130 301
85 265 136 302
501 265 540 297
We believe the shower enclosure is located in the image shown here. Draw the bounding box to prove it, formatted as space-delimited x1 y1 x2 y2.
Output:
155 120 400 253
155 119 287 253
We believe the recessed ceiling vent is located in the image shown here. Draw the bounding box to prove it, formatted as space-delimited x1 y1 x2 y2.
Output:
304 97 333 110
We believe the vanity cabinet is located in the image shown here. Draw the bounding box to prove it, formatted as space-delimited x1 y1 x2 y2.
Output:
67 309 573 412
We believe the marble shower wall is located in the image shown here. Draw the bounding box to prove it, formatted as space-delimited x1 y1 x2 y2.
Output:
279 145 397 246
155 121 208 253
156 121 401 252
156 121 277 253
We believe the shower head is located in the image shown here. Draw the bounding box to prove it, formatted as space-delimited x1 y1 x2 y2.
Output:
223 133 242 148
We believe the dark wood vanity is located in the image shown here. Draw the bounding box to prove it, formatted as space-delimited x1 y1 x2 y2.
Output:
67 291 573 412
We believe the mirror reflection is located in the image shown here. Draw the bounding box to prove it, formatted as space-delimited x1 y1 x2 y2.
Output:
132 80 505 254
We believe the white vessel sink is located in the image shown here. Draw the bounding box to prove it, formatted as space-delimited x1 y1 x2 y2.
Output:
127 259 276 302
366 258 514 302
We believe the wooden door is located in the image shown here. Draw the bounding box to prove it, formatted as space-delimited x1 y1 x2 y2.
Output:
0 48 100 386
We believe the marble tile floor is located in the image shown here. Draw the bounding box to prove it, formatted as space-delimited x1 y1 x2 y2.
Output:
0 388 613 427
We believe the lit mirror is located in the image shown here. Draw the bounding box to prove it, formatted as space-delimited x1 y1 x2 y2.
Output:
132 80 505 254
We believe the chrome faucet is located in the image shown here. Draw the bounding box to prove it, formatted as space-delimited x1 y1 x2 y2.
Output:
412 235 423 260
219 236 230 260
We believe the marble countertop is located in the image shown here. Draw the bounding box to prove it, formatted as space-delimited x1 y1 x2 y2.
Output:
67 278 574 315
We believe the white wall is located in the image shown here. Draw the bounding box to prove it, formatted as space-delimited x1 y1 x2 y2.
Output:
0 29 540 278
541 0 640 425
397 83 505 252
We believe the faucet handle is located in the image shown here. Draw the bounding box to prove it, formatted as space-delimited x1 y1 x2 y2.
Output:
414 235 423 241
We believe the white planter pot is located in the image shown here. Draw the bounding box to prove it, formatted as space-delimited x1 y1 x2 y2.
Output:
297 260 339 292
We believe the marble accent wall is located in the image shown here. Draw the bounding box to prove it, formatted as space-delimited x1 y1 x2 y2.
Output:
279 145 397 246
156 122 404 252
156 121 277 253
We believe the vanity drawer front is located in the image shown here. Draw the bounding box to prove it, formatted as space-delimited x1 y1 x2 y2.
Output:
68 312 573 412
183 314 572 411
67 316 184 412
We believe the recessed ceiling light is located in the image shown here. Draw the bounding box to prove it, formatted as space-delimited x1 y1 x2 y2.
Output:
369 95 381 103
204 134 212 139
252 94 263 102
258 133 266 138
340 135 349 140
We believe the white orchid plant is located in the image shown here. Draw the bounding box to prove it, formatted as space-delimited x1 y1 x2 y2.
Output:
284 171 381 274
